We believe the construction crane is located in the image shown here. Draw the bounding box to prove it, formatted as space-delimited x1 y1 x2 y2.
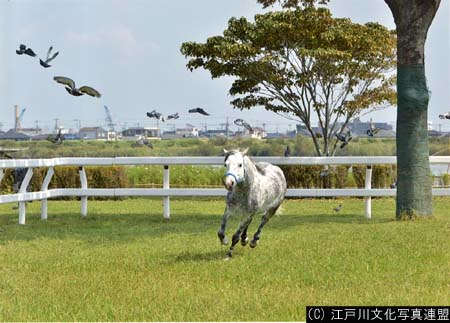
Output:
103 105 115 131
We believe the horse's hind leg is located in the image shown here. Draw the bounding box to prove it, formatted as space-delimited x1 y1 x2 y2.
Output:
227 216 253 258
250 206 278 248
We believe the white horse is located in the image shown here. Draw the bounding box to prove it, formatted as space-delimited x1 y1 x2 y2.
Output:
218 148 287 257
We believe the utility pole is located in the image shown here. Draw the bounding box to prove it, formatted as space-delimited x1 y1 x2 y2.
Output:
34 120 40 134
226 117 229 139
53 118 59 132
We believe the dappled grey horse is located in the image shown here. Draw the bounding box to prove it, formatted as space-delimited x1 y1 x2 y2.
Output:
218 148 287 258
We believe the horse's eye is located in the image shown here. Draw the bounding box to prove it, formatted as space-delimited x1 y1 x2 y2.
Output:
239 163 242 168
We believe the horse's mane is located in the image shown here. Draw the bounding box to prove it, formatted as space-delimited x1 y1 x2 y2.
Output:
224 149 268 177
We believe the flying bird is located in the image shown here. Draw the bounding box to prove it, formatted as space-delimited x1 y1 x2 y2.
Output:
39 46 59 68
53 76 101 98
234 118 253 132
439 112 450 120
188 107 210 116
335 127 352 149
136 137 153 149
333 203 343 212
47 128 64 144
146 110 165 121
366 118 380 137
167 113 180 120
16 44 37 57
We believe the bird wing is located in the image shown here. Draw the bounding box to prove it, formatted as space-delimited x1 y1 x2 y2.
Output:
188 109 195 113
146 112 155 118
198 108 210 115
54 76 76 89
40 59 50 68
47 46 53 59
24 48 37 57
47 51 59 63
79 86 102 98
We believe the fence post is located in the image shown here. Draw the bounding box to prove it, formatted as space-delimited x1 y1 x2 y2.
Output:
79 166 88 217
163 165 170 220
40 167 54 220
0 169 4 183
365 165 372 219
18 168 33 225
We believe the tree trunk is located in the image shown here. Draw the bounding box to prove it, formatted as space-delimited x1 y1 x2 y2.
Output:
385 0 441 218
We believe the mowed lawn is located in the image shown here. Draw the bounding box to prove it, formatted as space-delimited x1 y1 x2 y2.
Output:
0 198 449 321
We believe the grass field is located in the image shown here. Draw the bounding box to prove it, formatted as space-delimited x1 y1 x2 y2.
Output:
0 198 449 321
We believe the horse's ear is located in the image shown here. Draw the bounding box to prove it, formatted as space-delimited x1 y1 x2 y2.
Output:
223 148 229 154
242 147 249 155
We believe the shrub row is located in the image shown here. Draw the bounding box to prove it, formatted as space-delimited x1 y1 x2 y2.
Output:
279 164 397 189
0 164 397 201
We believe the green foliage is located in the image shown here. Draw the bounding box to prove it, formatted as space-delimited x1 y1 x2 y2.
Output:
181 6 396 156
442 173 450 186
344 171 357 188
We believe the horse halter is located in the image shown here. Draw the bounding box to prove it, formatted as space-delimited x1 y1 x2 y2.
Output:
221 160 246 187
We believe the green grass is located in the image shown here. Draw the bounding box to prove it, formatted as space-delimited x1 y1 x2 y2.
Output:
0 198 449 321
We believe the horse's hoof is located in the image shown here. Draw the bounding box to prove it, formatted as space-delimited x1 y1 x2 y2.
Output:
250 240 258 248
241 237 249 246
224 256 231 261
221 237 229 245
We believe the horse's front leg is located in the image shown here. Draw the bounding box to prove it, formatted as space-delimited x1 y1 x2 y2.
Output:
227 215 253 258
218 207 231 245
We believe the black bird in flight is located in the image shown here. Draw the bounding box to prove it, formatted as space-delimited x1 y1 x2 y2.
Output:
366 118 380 137
39 46 59 68
53 76 102 98
188 107 210 116
16 44 37 57
47 128 64 144
167 113 180 120
335 126 352 149
439 112 450 120
146 110 165 122
234 118 253 132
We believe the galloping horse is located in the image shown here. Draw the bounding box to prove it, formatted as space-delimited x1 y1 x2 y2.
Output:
219 148 287 258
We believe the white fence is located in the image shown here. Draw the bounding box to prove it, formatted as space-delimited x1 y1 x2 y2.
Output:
1 156 450 224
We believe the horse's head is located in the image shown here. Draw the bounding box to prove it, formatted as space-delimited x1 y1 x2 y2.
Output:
222 148 248 191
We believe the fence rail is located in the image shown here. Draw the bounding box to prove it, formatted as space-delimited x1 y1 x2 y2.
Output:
1 156 450 224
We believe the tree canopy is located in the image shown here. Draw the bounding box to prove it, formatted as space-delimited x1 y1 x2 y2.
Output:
181 6 396 156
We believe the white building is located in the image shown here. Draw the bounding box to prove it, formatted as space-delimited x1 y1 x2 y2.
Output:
175 124 199 138
121 127 160 140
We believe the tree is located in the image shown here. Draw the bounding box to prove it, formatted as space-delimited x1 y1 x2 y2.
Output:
384 0 441 218
181 6 396 157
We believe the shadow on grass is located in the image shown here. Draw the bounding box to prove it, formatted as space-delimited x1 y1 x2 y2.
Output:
172 249 226 263
0 207 394 246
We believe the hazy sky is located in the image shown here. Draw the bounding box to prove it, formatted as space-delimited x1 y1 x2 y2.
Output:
1 0 449 133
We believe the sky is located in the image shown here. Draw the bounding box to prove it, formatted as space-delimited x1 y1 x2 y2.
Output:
0 0 449 134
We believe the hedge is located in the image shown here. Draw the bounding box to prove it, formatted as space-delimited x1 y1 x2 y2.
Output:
0 164 398 199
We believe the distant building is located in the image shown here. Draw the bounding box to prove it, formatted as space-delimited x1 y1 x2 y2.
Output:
79 127 108 140
200 129 230 138
0 129 30 141
121 127 160 140
344 118 393 135
175 124 199 138
238 127 267 140
18 127 42 136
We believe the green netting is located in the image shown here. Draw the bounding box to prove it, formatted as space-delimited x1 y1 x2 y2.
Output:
396 64 433 218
